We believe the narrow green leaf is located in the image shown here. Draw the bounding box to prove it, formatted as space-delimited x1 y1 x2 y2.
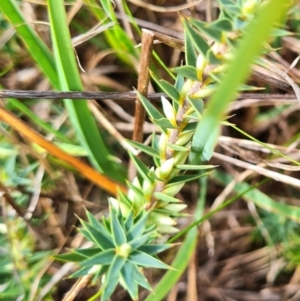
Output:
124 211 134 232
132 264 152 291
185 29 197 67
190 124 220 162
217 0 240 15
111 209 127 246
190 19 222 41
137 91 164 121
187 96 205 116
138 244 172 255
151 72 180 104
128 152 154 183
153 118 177 131
184 20 210 56
168 172 211 185
213 171 300 223
0 0 58 87
153 192 181 203
126 181 149 204
167 143 189 152
174 74 185 92
126 213 149 241
176 164 217 170
210 18 232 31
120 263 138 300
69 266 95 278
129 250 170 269
48 0 122 181
129 232 152 250
80 218 115 250
117 189 133 208
99 0 115 20
101 256 126 301
54 251 86 263
73 248 102 259
172 66 199 81
127 140 160 159
81 249 115 267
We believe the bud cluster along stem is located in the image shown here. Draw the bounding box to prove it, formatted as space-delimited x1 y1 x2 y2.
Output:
118 0 265 235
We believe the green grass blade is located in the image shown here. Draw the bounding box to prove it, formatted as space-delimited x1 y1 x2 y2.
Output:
0 0 58 87
48 0 122 181
1 0 122 181
213 171 300 223
190 0 289 163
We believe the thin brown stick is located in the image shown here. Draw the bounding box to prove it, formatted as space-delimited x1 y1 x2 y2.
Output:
132 29 154 142
0 89 296 101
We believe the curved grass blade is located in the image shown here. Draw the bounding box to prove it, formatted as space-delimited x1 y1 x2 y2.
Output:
48 0 123 182
190 0 289 164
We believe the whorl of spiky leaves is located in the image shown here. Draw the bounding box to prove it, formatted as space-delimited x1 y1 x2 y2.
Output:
55 206 172 301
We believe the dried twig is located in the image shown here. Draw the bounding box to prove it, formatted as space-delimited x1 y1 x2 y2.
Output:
0 89 296 101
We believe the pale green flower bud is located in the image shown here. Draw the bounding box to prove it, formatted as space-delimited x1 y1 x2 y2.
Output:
163 182 185 197
173 150 189 166
142 178 154 200
132 176 142 190
156 224 179 234
164 203 187 212
155 158 175 179
196 53 207 80
192 87 215 98
242 0 258 16
180 79 194 99
211 64 227 74
158 132 168 158
161 96 177 127
176 131 194 146
118 243 133 258
151 212 176 225
109 197 130 216
128 177 144 207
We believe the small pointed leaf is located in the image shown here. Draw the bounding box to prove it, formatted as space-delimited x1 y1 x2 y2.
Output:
129 232 153 250
101 255 126 301
128 152 154 183
127 140 160 158
68 266 94 278
137 91 164 120
151 72 180 104
79 218 115 250
126 212 149 241
176 164 217 170
154 192 181 203
184 20 210 56
172 66 199 81
111 208 127 246
81 249 115 267
168 172 212 185
129 250 170 269
120 263 138 300
185 29 197 66
190 19 222 41
138 243 173 255
132 264 153 291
